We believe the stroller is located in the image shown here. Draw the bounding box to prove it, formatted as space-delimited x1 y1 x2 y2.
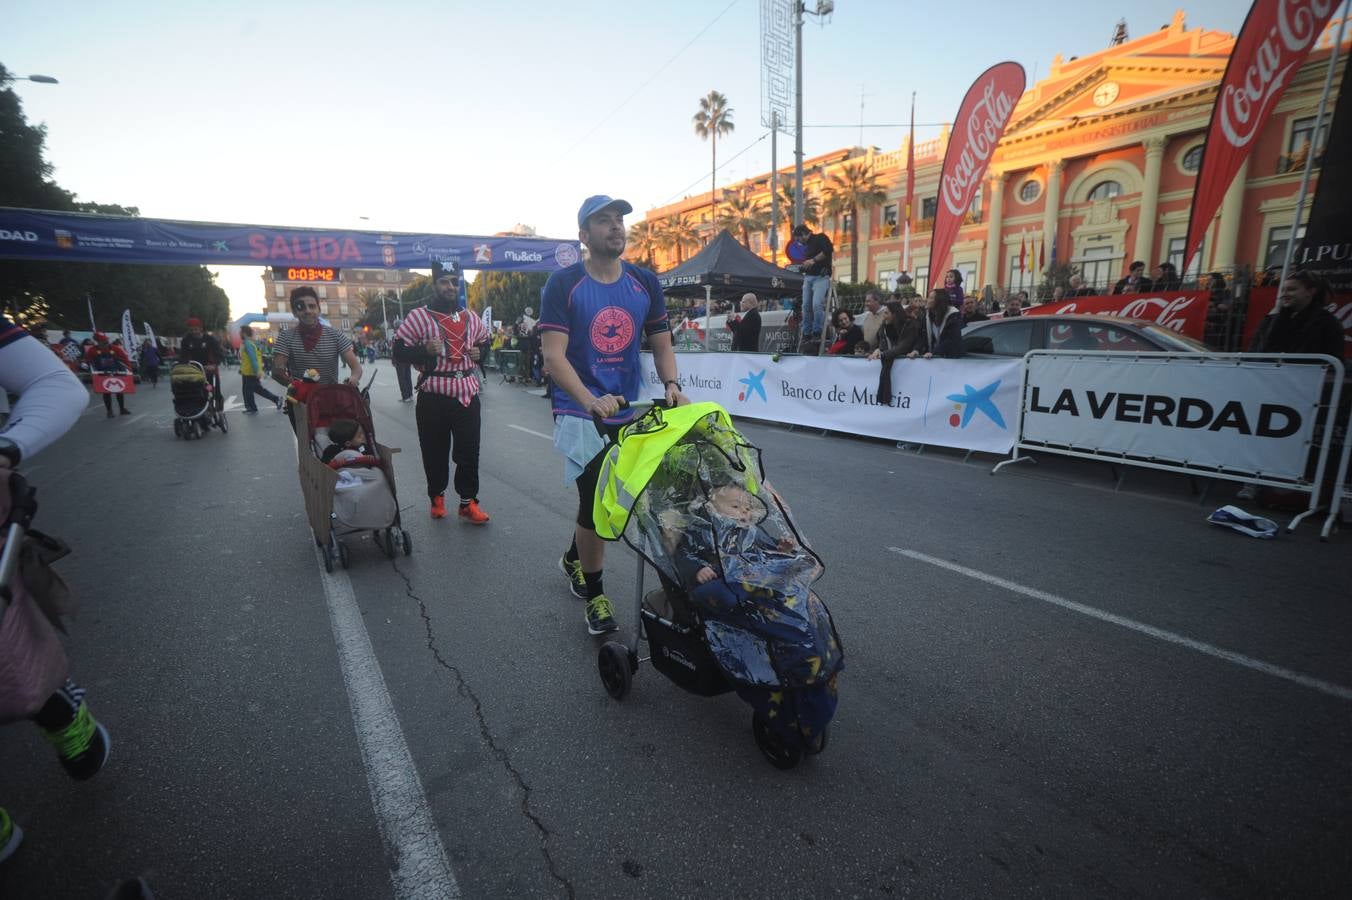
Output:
591 400 844 769
170 361 227 439
294 381 410 571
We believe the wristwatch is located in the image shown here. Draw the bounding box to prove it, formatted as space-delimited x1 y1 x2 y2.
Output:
0 437 21 468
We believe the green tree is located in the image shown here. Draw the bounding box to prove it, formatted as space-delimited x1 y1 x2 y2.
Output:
466 271 550 329
653 214 698 266
692 90 734 224
824 161 887 283
625 220 656 269
718 186 769 251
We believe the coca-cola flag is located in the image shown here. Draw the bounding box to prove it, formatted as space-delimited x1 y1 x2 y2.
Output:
1183 0 1340 266
931 62 1025 277
1297 50 1352 291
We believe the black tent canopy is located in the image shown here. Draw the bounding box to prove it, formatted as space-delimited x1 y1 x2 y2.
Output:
657 230 803 298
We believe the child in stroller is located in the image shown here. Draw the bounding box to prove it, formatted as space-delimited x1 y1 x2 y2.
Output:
593 401 843 769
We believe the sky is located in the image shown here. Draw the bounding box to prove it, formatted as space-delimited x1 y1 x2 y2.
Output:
6 0 1248 320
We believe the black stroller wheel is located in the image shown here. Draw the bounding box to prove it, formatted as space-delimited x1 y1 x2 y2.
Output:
323 546 334 573
598 642 633 700
401 530 412 556
338 540 350 569
382 529 397 558
752 712 802 770
217 411 228 434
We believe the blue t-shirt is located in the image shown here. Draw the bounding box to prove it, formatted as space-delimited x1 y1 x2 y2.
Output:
540 261 669 423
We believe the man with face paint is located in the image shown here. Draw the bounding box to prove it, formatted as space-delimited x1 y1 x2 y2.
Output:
541 195 688 635
392 260 491 524
271 286 363 390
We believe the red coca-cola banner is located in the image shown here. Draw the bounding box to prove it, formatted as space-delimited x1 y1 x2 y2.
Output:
1023 291 1209 341
1183 0 1339 265
1241 285 1352 348
932 62 1025 276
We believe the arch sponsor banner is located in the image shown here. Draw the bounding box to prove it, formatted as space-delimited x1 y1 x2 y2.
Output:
0 207 579 272
1023 291 1208 340
1020 352 1326 480
640 352 1022 453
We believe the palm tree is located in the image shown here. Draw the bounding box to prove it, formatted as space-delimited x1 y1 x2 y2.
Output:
824 161 887 283
692 91 735 224
653 214 698 266
775 180 820 260
626 220 656 268
718 186 770 251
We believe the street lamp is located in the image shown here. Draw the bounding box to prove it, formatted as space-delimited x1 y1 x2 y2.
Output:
11 74 59 84
793 1 833 226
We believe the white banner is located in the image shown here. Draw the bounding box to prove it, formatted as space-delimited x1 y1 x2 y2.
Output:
120 309 138 363
1020 353 1327 480
642 352 1022 453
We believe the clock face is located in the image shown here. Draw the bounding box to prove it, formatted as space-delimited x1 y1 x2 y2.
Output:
272 266 340 283
1093 82 1120 107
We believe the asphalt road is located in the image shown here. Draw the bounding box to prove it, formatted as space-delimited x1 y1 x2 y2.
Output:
1 366 1349 899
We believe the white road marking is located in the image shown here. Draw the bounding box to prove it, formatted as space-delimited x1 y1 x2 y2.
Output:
891 547 1352 703
507 423 553 441
314 548 461 899
122 413 149 426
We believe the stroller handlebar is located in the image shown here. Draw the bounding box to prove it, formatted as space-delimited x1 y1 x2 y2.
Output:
591 398 668 436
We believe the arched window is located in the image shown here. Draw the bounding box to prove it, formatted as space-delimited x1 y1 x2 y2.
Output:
1087 180 1122 201
1182 145 1203 173
1019 180 1041 202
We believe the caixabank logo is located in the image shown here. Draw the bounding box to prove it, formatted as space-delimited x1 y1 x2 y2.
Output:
944 380 1006 429
738 369 768 402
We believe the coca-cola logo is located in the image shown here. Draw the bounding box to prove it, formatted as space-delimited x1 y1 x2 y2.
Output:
1052 295 1200 332
942 80 1016 216
1218 0 1334 148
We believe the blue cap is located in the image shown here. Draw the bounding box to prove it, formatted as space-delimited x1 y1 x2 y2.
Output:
577 195 633 229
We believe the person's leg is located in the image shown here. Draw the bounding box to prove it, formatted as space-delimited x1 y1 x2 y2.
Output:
31 678 110 781
572 443 618 634
103 392 114 417
415 392 453 516
0 806 21 863
116 392 128 414
241 375 259 412
800 279 813 339
396 362 413 401
254 378 281 406
811 276 829 336
450 395 488 523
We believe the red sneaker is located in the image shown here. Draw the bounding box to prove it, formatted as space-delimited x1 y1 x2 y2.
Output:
430 495 447 519
457 499 490 525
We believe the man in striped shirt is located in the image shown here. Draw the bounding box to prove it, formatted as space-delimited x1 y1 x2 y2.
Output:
271 287 363 389
392 260 491 524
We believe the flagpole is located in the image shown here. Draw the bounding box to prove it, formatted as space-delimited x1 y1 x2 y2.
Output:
1280 7 1349 288
86 294 96 332
904 92 915 276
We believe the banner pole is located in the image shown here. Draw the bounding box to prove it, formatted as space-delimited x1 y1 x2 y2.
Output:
1280 9 1349 287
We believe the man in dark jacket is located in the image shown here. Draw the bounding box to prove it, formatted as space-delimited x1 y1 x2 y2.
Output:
1113 261 1153 295
1249 271 1345 360
729 292 762 351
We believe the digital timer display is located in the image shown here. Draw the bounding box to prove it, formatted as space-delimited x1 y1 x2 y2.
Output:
273 266 341 283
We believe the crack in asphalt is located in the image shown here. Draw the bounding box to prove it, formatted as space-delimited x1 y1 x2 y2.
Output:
391 559 576 900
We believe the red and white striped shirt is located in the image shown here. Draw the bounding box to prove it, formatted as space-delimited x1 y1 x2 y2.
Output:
395 306 488 405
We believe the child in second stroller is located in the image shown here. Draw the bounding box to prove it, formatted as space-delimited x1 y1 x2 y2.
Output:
594 401 843 768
